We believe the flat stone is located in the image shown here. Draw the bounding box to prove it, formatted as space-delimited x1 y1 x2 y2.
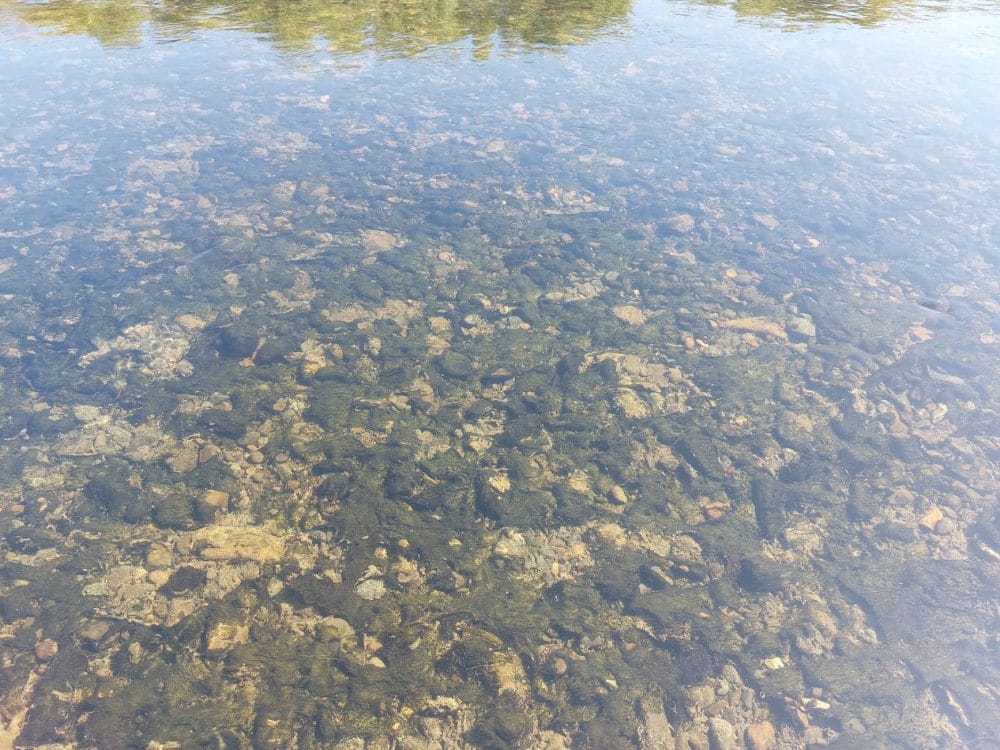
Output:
79 621 111 643
205 622 250 652
190 525 285 562
612 305 647 325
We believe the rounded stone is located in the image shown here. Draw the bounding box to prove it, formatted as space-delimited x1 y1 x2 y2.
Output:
35 639 59 661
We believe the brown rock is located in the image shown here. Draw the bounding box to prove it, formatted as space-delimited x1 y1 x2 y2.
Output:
202 489 229 509
35 639 59 661
79 621 111 643
745 721 776 750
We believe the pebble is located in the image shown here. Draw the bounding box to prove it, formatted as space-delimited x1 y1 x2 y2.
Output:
355 578 387 601
146 544 173 569
745 721 776 750
918 506 944 531
202 489 229 509
552 657 568 676
608 485 629 505
79 621 111 643
935 517 956 535
35 639 59 661
708 717 736 750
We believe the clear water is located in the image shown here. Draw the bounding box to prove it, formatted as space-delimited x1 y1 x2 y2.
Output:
1 0 999 748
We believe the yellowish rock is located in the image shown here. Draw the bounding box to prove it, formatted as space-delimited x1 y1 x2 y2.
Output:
202 489 229 509
615 388 650 418
191 525 285 562
918 506 944 532
205 622 249 652
146 544 173 569
717 316 788 341
148 569 172 587
612 305 647 325
745 721 776 750
487 472 511 493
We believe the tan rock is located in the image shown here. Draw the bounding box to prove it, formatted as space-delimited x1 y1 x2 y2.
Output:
717 317 788 341
202 489 229 509
205 622 249 652
612 305 647 326
487 472 511 493
918 506 944 532
79 621 111 643
361 229 398 253
146 544 173 569
639 696 674 750
191 525 285 562
148 569 172 587
745 721 776 750
608 485 629 505
615 388 650 418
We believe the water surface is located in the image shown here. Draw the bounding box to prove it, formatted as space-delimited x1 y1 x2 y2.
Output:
1 0 999 748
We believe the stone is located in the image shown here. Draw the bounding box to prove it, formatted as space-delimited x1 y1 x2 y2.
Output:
638 695 674 750
717 317 788 341
190 524 285 562
79 621 111 643
608 485 629 505
668 214 695 233
361 229 397 253
918 506 944 532
355 578 387 600
146 543 173 569
615 388 650 418
202 489 229 509
935 517 956 535
745 722 775 750
612 305 647 325
35 639 59 661
487 473 511 493
205 621 249 652
708 717 736 750
788 316 816 338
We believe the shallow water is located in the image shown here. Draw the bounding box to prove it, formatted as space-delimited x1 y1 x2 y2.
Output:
1 0 999 748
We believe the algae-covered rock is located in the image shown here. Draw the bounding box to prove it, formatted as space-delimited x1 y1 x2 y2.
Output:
153 493 195 529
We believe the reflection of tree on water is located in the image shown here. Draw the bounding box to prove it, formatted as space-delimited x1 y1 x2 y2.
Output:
688 0 923 26
1 0 632 52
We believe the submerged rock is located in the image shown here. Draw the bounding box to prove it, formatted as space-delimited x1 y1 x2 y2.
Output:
190 524 286 562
